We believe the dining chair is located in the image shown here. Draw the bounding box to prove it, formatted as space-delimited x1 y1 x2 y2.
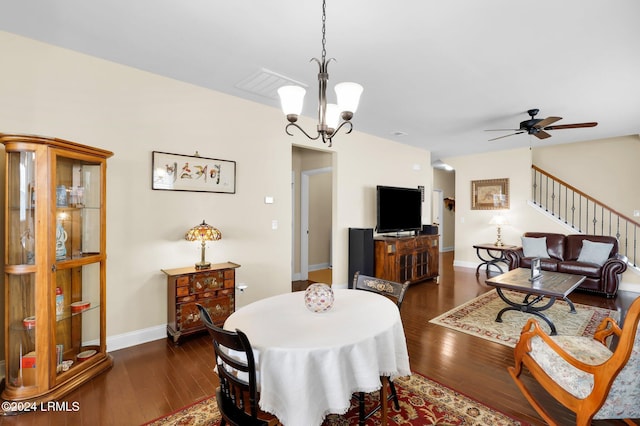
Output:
509 296 640 426
196 303 216 337
196 304 280 426
352 271 410 309
352 271 410 425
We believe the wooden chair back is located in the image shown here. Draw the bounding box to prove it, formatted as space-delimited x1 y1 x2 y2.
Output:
509 296 640 425
352 271 410 309
196 304 269 426
351 271 407 423
196 303 216 338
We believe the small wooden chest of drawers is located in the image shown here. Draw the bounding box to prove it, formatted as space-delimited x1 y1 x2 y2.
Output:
162 262 240 344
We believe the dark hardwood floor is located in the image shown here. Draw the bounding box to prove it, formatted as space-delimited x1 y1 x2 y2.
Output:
2 251 637 425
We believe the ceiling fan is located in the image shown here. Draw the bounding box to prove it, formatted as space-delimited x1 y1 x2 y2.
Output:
486 109 597 141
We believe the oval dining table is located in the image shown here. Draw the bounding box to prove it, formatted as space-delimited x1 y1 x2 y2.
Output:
224 288 411 426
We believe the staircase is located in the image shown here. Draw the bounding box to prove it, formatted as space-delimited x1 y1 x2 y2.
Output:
531 165 638 270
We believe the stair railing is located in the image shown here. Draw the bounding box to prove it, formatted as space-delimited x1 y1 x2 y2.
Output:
531 165 638 268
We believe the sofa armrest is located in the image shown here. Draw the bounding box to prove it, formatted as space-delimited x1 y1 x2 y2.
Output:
505 249 524 270
600 254 628 298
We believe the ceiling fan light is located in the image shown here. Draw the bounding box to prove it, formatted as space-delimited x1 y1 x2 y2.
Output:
277 85 306 117
335 82 363 117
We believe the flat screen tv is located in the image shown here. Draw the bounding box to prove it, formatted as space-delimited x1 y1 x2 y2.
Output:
376 185 422 234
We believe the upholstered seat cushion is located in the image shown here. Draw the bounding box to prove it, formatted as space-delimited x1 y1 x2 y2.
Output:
594 338 640 419
520 256 560 271
557 261 602 278
529 335 612 399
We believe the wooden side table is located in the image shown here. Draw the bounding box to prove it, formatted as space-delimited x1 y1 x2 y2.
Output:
473 243 519 276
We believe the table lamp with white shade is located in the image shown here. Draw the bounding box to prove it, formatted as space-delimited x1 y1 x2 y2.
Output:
489 215 509 247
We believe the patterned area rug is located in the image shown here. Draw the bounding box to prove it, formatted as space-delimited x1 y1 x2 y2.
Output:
430 289 620 347
144 371 528 425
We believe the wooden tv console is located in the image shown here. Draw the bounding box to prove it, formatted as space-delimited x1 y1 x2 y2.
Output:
374 234 439 284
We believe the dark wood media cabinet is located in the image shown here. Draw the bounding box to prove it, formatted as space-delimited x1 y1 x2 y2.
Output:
374 234 439 284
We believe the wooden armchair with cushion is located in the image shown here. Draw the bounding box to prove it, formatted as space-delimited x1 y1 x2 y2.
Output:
196 304 280 426
352 271 410 425
509 296 640 425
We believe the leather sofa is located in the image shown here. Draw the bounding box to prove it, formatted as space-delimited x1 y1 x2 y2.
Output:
504 232 628 298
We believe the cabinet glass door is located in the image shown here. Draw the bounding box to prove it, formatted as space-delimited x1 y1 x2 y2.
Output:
54 263 102 378
5 151 39 389
7 151 37 265
54 156 102 260
53 152 105 382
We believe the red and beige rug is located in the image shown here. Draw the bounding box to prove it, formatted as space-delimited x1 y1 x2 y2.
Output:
429 289 620 347
145 371 528 425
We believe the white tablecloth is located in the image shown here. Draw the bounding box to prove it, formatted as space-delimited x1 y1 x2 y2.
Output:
224 288 411 426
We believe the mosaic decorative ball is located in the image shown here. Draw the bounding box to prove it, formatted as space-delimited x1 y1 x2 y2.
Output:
304 283 335 313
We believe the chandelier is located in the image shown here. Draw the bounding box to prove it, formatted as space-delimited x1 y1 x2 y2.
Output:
277 0 363 147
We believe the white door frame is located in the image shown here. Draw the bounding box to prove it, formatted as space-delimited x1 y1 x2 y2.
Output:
300 166 332 280
432 189 444 249
291 171 296 280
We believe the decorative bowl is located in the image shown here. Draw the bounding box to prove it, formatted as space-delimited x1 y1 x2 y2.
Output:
23 316 36 329
77 349 96 361
304 283 334 313
70 301 91 313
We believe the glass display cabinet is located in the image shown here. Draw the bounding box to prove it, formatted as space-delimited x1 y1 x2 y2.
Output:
1 133 113 403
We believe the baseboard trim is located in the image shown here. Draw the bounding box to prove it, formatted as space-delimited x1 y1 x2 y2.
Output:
309 263 330 272
453 260 478 269
107 324 167 353
292 263 331 281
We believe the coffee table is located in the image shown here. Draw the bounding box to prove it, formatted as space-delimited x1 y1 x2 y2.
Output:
485 267 586 335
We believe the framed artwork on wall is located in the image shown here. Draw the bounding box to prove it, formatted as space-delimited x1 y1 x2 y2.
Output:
471 178 509 210
151 151 236 193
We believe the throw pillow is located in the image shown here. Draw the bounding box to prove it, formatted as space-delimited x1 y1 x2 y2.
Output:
521 237 549 258
577 240 613 266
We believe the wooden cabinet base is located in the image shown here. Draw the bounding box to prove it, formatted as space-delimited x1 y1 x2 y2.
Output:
374 234 439 284
1 354 113 404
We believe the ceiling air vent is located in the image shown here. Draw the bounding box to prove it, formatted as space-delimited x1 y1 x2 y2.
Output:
235 68 307 100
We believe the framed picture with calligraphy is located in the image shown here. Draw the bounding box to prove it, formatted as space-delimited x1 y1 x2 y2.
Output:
151 151 236 194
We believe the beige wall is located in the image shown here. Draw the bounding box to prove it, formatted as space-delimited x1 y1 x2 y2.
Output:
0 32 432 349
445 145 640 290
308 172 332 267
533 135 640 220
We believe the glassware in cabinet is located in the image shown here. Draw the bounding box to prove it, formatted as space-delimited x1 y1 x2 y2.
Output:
1 133 113 404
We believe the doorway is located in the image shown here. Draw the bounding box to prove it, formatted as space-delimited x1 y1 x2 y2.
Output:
433 167 456 253
291 147 333 284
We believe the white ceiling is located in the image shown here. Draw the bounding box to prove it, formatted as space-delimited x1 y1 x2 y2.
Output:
1 0 639 164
